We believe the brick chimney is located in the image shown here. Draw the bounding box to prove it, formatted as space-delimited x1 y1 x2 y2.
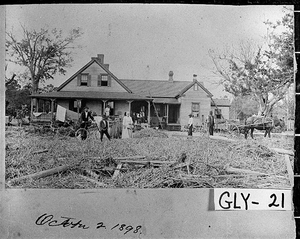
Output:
169 71 174 82
97 54 104 63
193 74 197 82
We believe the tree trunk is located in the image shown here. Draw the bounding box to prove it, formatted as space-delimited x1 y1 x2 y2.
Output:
31 77 39 94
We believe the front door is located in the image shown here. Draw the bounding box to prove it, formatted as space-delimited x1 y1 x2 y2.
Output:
168 105 180 124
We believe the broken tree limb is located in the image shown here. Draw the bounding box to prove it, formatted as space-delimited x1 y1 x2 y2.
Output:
78 174 107 187
112 163 123 179
269 148 294 156
225 165 268 176
32 149 49 154
119 160 176 165
8 164 75 184
284 155 294 187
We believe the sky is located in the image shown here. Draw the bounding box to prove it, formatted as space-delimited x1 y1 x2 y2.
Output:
5 4 290 98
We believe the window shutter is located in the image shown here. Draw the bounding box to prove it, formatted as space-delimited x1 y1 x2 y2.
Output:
97 75 101 86
77 75 81 86
108 75 111 87
87 75 91 87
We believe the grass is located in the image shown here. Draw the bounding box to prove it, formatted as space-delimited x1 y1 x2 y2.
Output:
5 126 293 189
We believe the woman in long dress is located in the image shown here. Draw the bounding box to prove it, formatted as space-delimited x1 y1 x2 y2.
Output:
122 112 133 139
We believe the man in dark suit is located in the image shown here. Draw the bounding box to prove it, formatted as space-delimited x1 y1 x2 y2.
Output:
99 115 111 142
80 106 94 140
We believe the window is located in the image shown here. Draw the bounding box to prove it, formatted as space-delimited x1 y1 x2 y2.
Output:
98 75 109 87
80 74 88 86
191 103 200 117
193 84 199 91
215 108 222 119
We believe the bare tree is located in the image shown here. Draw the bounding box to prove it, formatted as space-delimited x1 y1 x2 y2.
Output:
6 25 83 93
209 8 293 116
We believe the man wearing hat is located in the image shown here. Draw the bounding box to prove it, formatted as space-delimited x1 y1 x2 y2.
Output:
80 106 94 140
188 114 193 136
99 115 111 142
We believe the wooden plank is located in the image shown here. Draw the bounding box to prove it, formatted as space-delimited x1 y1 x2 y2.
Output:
112 163 123 179
284 155 294 187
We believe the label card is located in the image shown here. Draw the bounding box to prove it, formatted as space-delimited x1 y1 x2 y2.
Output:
214 188 292 211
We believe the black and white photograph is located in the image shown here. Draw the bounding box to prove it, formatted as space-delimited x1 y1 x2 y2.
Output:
3 4 296 238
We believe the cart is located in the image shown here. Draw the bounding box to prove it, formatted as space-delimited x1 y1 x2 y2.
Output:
215 119 243 137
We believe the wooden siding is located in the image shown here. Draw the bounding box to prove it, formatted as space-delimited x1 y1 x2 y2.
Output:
179 86 211 127
60 62 127 92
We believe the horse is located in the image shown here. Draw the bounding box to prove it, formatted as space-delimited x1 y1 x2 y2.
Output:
243 116 284 139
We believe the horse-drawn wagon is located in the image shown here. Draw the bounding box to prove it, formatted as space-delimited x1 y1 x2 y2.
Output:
214 118 242 137
215 116 285 139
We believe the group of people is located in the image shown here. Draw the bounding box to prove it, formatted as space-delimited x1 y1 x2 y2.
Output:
79 106 111 141
80 106 216 140
188 111 215 136
79 107 134 141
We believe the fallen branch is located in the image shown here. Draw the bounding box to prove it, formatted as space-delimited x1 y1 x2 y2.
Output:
269 148 294 156
78 174 107 187
8 164 76 184
119 160 176 165
225 165 268 176
32 149 49 154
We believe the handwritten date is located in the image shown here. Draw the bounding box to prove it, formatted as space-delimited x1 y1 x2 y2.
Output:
36 213 142 235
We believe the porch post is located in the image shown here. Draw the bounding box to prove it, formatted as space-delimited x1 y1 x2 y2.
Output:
30 98 34 115
36 98 39 112
76 99 81 119
51 99 55 120
102 100 107 115
147 101 151 124
166 104 169 124
127 100 133 115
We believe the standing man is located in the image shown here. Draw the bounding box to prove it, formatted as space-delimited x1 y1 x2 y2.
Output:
207 110 215 136
99 115 111 142
80 106 94 140
188 114 193 136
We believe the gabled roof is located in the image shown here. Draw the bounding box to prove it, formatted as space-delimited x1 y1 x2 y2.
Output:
120 79 213 98
56 58 132 93
176 81 213 98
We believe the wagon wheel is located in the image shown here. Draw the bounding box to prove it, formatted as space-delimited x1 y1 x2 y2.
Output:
229 124 240 138
75 128 89 140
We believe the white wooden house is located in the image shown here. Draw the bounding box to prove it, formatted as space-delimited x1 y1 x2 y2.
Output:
30 54 231 130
